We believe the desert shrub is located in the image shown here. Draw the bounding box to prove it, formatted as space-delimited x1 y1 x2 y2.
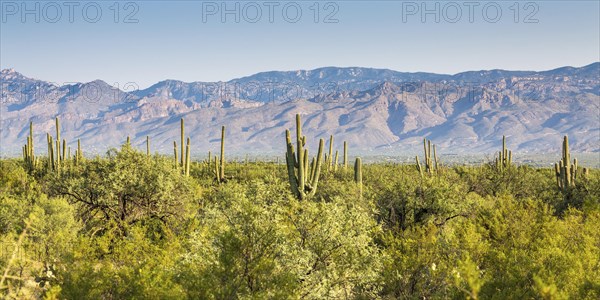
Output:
58 224 185 300
46 145 200 233
178 180 383 299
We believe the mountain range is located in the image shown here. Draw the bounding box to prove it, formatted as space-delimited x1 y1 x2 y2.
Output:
1 63 599 158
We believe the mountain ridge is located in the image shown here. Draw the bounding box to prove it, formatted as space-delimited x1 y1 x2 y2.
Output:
1 63 599 156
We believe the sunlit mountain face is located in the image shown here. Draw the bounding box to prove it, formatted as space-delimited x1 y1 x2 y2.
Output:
1 63 598 156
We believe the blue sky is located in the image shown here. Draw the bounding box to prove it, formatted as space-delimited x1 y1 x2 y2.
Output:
1 1 599 88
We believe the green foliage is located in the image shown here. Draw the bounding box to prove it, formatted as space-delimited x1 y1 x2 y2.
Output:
58 224 185 299
46 145 199 232
179 180 382 299
1 146 599 299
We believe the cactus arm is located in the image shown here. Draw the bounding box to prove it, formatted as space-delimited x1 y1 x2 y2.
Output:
55 117 61 167
174 141 178 167
343 141 348 170
303 149 310 183
285 129 299 195
308 138 324 197
309 157 316 183
328 135 334 170
433 144 438 172
220 126 225 181
334 150 339 171
215 156 221 183
181 118 185 167
296 115 305 199
77 139 82 161
427 140 432 172
185 137 191 176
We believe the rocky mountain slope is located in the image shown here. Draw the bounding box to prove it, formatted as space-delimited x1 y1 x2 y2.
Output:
1 63 598 156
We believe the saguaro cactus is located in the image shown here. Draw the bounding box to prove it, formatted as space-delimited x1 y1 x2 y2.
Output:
334 150 339 171
285 114 324 200
23 121 36 173
433 145 439 171
496 135 513 171
215 126 227 183
415 156 423 177
220 126 225 180
355 157 362 196
146 136 150 156
185 137 191 176
343 141 348 170
173 119 193 176
55 117 61 168
77 139 82 164
327 135 334 171
555 135 583 190
180 118 185 168
416 138 438 175
173 141 178 167
47 133 55 171
74 141 80 165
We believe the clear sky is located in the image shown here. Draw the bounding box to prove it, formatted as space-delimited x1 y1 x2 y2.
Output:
1 0 599 88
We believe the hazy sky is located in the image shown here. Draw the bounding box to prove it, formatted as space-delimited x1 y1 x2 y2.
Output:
1 0 599 88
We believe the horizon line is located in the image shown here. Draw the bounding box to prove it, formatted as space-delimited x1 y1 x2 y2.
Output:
2 61 598 89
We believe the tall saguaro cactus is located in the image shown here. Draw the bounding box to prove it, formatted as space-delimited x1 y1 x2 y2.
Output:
55 118 61 165
285 114 324 200
354 157 362 196
343 141 348 170
75 139 83 165
495 135 513 171
220 126 225 180
55 117 61 169
555 135 584 190
215 126 227 183
173 118 192 176
416 138 438 176
327 135 334 171
173 141 178 167
47 133 55 171
180 118 185 168
23 121 36 173
185 137 191 176
334 150 339 171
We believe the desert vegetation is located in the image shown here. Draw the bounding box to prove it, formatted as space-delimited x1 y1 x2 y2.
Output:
1 115 599 299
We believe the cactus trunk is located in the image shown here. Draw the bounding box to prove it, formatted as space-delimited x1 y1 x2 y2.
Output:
285 114 324 199
174 141 178 167
219 126 225 182
180 119 185 168
185 137 191 176
343 141 348 170
355 157 362 197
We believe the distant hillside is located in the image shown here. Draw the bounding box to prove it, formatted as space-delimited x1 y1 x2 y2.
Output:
1 63 599 156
